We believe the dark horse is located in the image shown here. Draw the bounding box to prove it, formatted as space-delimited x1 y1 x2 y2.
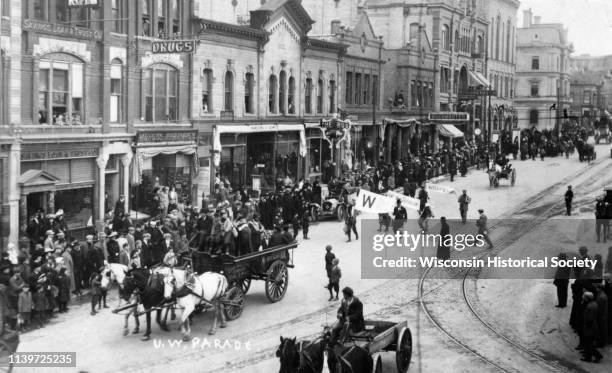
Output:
276 334 372 373
123 271 172 341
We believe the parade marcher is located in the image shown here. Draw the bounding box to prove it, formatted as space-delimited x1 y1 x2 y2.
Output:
344 200 358 242
553 252 570 308
324 245 336 293
565 186 573 216
581 292 603 363
328 258 341 301
418 203 434 233
392 199 407 233
436 217 450 260
476 209 493 249
418 184 429 213
458 190 471 224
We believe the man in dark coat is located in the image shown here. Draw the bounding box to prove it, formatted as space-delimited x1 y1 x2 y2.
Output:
70 240 84 296
436 217 451 260
553 252 570 308
87 240 105 275
564 186 573 216
140 233 154 268
581 292 603 362
106 232 121 264
81 235 95 287
392 199 407 233
114 195 126 217
417 184 429 213
331 287 365 345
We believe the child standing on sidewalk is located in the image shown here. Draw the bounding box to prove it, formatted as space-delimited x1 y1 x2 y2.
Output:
324 245 335 293
328 258 341 301
17 285 33 331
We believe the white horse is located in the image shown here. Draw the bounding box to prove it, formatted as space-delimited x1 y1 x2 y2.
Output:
162 270 228 341
102 263 129 288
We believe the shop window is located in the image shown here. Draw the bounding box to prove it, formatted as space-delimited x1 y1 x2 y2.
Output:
144 63 178 122
224 71 233 112
111 0 124 34
354 73 361 105
317 78 324 114
110 60 122 123
364 74 370 104
345 71 352 105
329 80 336 113
269 75 277 114
529 109 539 125
142 0 151 36
279 70 286 114
245 72 254 114
305 77 313 114
288 76 295 114
201 68 212 113
38 57 84 125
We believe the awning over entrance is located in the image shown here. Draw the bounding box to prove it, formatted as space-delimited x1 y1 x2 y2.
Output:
213 123 306 157
437 124 464 138
131 144 198 185
19 170 60 193
469 71 492 87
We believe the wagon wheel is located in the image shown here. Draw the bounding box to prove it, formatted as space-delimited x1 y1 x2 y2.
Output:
371 352 383 373
510 169 516 186
240 278 251 294
395 327 412 373
336 205 345 221
265 260 289 303
223 286 245 321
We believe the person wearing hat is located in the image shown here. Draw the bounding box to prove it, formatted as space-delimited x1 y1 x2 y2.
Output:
330 287 365 345
476 209 493 249
418 203 434 233
417 184 429 213
160 232 175 259
392 198 408 233
581 291 602 363
344 197 358 242
458 189 471 224
106 232 120 264
87 235 105 276
140 233 154 268
593 284 608 347
565 185 574 216
114 194 126 218
55 210 67 235
43 230 55 253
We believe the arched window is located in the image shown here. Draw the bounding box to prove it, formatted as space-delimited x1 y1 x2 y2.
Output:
476 35 484 54
110 58 123 123
288 76 295 114
305 77 313 114
495 16 501 60
317 78 324 114
245 72 254 114
454 30 460 52
529 109 539 125
441 24 450 50
279 70 286 114
144 63 178 122
201 68 212 113
506 21 511 63
224 71 233 111
269 75 277 113
329 79 336 113
38 53 85 125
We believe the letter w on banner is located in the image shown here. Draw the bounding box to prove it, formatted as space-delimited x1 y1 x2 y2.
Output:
354 189 394 213
426 184 456 194
386 190 420 211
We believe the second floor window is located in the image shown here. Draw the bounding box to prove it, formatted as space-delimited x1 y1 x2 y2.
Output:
38 57 84 125
279 71 286 114
345 72 352 105
288 76 295 114
143 64 178 122
317 78 324 114
372 75 378 106
364 74 370 104
529 109 539 124
224 71 233 112
110 60 122 122
111 0 124 34
305 78 313 114
142 0 151 36
245 73 254 114
329 80 336 114
269 75 277 114
201 68 212 113
531 56 540 70
442 25 450 50
530 82 539 97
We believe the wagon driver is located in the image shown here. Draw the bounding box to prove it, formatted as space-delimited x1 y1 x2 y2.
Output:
329 287 365 346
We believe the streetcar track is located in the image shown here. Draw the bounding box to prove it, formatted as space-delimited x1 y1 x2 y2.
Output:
114 155 611 373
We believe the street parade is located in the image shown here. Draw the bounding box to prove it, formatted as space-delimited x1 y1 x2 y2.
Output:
1 1 612 372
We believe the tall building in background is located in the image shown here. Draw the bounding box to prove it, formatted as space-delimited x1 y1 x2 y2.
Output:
515 9 573 130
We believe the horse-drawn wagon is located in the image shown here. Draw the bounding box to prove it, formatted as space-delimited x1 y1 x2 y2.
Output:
193 242 297 320
488 164 516 188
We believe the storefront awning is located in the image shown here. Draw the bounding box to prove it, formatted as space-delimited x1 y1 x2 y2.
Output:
437 124 464 138
212 123 306 160
131 144 198 185
383 118 419 127
469 71 492 87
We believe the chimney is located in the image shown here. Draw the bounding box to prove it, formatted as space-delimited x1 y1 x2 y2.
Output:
533 16 541 25
523 8 532 28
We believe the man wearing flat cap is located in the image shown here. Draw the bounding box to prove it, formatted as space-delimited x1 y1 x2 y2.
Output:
106 232 120 264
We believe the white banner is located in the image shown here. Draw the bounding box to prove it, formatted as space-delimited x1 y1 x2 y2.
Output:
426 184 456 194
386 190 420 211
354 189 395 214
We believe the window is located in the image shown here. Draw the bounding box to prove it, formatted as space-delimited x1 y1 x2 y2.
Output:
157 0 166 37
583 91 591 105
269 75 277 113
144 64 178 122
170 0 180 36
2 0 9 17
531 56 539 70
279 70 286 114
364 74 370 104
476 35 483 54
245 73 254 114
38 57 84 125
33 0 45 20
417 82 423 107
110 59 122 123
372 75 379 106
317 78 324 114
454 30 460 52
55 0 67 22
305 78 313 114
506 21 511 63
355 73 361 105
409 23 419 45
111 0 124 33
410 81 416 106
504 77 509 98
142 0 151 36
529 109 539 125
288 76 295 114
530 82 539 97
442 25 450 50
495 16 500 60
345 72 352 105
224 71 233 112
329 80 336 113
201 68 212 113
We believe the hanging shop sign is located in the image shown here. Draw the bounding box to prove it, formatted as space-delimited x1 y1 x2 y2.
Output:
427 112 470 122
136 130 198 145
320 117 352 140
21 147 99 161
22 19 102 40
151 40 196 54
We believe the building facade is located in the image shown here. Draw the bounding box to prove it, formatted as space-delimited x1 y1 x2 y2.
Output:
515 9 573 130
569 71 605 126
